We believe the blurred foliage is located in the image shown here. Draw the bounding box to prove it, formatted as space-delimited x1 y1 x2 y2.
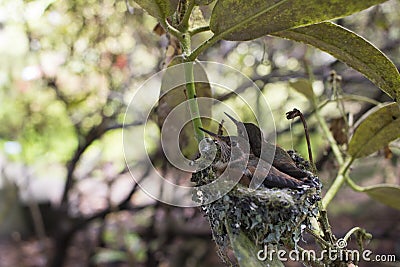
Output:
0 0 161 165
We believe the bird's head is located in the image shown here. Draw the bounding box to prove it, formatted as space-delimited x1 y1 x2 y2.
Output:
199 127 232 162
224 112 263 146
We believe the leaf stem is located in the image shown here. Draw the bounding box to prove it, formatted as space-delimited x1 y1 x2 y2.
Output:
345 175 365 192
313 103 344 165
189 25 211 36
184 61 205 141
314 95 352 208
178 17 205 142
188 34 220 61
160 19 184 43
340 94 381 105
162 4 205 144
316 94 380 111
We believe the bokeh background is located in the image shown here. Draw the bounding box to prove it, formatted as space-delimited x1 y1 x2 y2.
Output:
0 0 399 266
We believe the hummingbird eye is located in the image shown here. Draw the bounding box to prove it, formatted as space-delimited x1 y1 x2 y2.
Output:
205 137 213 143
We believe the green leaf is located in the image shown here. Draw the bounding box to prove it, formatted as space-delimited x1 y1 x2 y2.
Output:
363 184 400 210
133 0 178 20
348 102 400 158
274 22 400 101
226 223 284 267
289 79 316 102
209 0 387 41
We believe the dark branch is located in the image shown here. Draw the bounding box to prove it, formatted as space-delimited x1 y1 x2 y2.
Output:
69 166 151 235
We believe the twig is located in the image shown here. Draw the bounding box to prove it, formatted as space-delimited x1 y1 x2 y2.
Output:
177 0 195 31
286 108 315 171
61 122 105 205
160 19 184 44
61 117 143 206
313 101 344 166
105 120 144 131
305 228 331 249
318 204 335 244
69 167 151 234
189 26 211 36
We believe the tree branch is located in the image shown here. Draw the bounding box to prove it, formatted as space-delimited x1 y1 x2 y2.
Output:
61 116 143 207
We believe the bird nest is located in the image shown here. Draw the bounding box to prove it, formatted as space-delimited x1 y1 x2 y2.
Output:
191 149 322 259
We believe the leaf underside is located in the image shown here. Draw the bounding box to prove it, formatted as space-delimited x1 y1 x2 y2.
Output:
364 184 400 210
133 0 178 20
274 22 400 101
348 102 400 158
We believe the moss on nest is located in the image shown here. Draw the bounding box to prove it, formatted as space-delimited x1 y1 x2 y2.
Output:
191 150 322 260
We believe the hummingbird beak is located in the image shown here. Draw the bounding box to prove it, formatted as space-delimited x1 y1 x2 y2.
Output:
224 112 240 126
199 127 222 141
224 112 248 140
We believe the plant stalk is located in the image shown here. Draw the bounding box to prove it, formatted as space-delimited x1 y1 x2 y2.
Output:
163 13 205 143
313 103 344 165
322 157 353 208
184 61 205 141
189 25 211 36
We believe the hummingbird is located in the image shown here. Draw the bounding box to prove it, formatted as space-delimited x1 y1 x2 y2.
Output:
199 127 306 190
198 127 249 175
224 113 308 180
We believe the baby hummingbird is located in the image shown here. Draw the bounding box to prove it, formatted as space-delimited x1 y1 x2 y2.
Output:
224 112 308 180
199 127 307 190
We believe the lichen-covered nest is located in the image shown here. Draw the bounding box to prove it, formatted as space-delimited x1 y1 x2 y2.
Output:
191 150 322 260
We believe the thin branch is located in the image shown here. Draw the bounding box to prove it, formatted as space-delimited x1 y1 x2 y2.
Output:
105 120 144 131
317 204 335 244
61 117 141 206
286 108 315 171
47 79 69 107
70 167 151 234
305 228 331 249
177 0 195 31
160 19 184 44
313 102 344 166
189 26 211 36
188 34 220 61
61 123 105 205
